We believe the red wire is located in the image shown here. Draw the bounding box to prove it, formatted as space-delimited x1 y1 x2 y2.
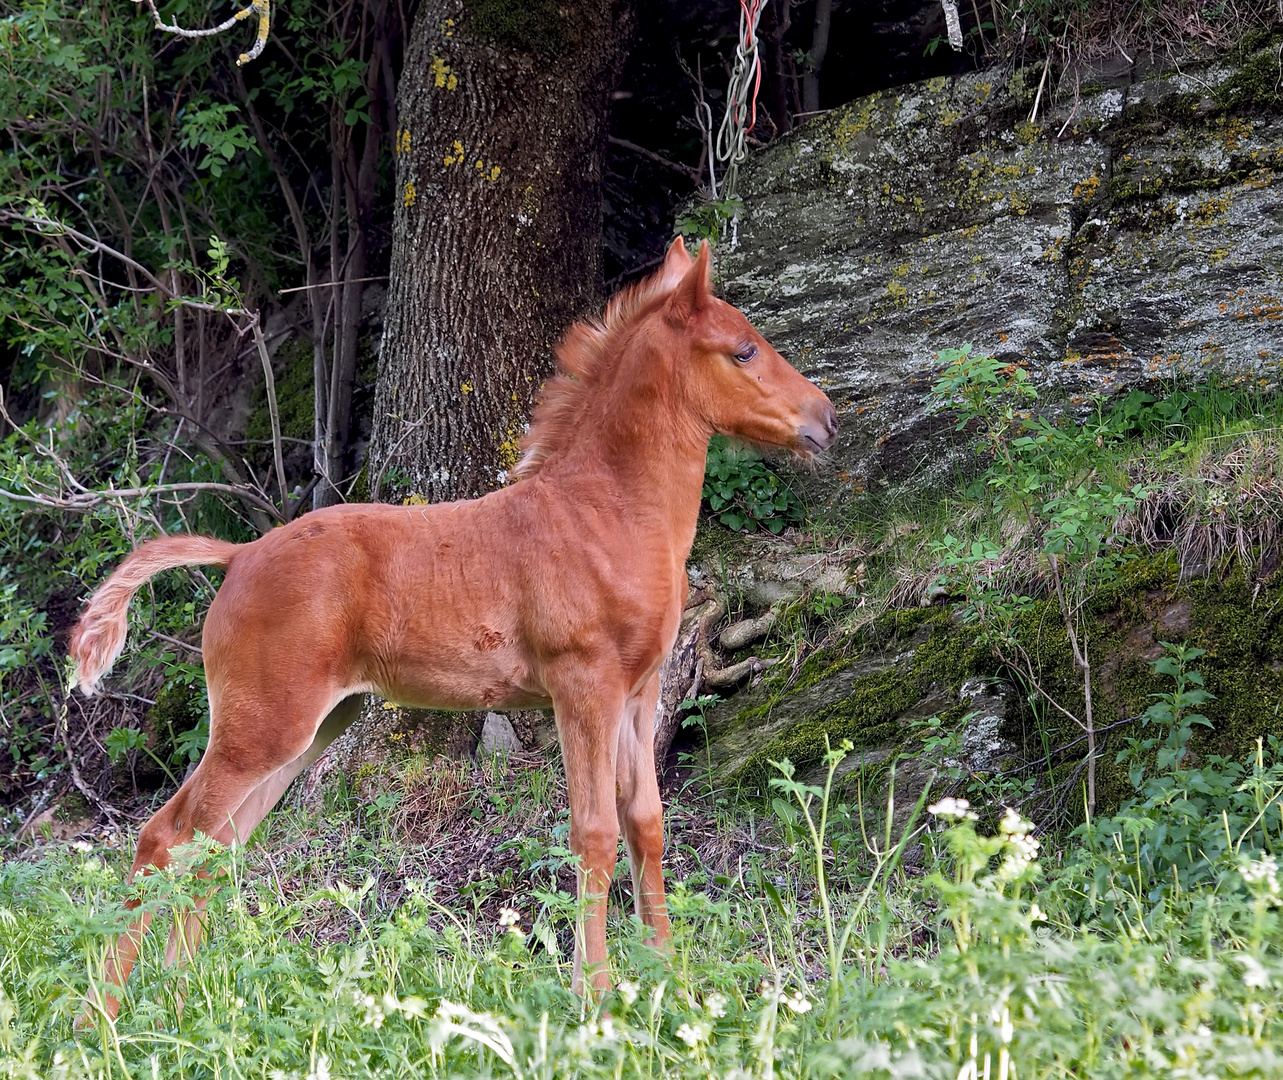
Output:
739 0 763 135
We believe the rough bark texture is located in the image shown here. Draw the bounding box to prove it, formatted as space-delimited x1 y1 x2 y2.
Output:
367 0 632 502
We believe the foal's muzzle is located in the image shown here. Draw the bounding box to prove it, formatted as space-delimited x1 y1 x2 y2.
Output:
797 399 838 455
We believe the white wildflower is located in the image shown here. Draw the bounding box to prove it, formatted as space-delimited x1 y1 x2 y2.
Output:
675 1021 710 1048
497 906 525 938
705 992 728 1018
783 989 812 1014
71 840 93 854
1029 902 1045 922
928 797 978 821
617 979 639 1006
1240 855 1280 895
1238 954 1270 989
357 992 384 1029
998 807 1034 837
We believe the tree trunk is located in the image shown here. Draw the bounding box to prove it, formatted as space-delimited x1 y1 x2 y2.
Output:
760 0 792 137
367 0 632 503
802 0 833 115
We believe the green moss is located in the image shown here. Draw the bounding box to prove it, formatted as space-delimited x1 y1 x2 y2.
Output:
688 518 756 572
146 681 203 760
247 337 314 460
1000 552 1283 811
725 609 991 786
55 791 91 823
464 0 571 57
349 463 370 503
1217 35 1283 111
709 546 1283 813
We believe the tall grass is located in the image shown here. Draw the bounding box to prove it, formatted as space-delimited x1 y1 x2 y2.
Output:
5 653 1283 1079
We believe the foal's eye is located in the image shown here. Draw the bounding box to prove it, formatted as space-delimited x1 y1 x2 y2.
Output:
734 344 758 363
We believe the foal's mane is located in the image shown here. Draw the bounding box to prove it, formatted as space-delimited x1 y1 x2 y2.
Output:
511 255 688 479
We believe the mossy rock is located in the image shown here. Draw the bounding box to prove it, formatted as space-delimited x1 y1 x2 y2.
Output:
700 550 1283 815
703 608 995 795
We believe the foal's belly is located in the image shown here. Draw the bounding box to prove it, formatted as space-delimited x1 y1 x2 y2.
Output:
365 643 551 713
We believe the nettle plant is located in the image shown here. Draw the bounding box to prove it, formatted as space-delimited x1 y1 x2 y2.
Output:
929 345 1147 814
702 434 804 534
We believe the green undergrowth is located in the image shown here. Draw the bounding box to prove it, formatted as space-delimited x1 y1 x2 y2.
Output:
696 374 1283 811
6 707 1283 1078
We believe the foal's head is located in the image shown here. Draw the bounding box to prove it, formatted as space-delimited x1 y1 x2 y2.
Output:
662 237 837 457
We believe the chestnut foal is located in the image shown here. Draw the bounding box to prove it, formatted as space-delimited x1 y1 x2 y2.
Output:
70 236 837 1017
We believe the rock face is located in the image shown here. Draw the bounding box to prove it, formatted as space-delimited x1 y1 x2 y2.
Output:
720 39 1283 494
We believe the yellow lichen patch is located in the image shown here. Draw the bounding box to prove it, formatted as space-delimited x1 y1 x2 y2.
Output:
474 159 501 181
1013 121 1041 146
1189 193 1231 227
828 98 876 153
495 417 525 477
1073 174 1101 201
460 381 474 395
1215 116 1253 151
396 129 411 155
402 493 429 506
440 17 454 36
443 139 465 166
403 181 416 207
430 55 458 91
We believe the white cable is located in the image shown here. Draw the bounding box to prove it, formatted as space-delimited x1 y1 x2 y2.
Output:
714 0 766 202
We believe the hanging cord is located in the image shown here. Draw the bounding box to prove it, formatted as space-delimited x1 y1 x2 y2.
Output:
714 0 766 205
132 0 272 67
941 1 964 52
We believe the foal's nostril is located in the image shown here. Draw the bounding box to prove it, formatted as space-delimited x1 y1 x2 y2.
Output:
797 398 838 454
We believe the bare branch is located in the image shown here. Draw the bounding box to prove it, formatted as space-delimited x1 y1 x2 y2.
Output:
132 0 273 67
0 481 283 521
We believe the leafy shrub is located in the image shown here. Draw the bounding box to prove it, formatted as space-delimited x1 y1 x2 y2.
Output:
701 434 804 534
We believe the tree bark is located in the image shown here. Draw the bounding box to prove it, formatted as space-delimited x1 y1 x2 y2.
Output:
802 0 833 115
367 0 633 503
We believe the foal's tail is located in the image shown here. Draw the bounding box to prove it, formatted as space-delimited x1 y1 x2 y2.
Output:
70 535 241 696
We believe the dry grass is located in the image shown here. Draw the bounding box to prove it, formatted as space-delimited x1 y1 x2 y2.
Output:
989 0 1278 61
1122 429 1283 578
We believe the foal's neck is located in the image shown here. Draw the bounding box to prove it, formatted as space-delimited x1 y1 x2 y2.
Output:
557 344 710 558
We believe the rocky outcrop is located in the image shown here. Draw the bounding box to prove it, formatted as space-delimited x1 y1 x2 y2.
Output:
694 552 1283 815
720 38 1283 495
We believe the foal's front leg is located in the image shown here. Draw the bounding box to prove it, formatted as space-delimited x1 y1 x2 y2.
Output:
550 672 626 995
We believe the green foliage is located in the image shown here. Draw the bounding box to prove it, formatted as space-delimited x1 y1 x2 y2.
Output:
0 388 229 806
674 196 744 244
929 344 1148 808
929 342 1146 629
1063 643 1283 915
701 435 804 534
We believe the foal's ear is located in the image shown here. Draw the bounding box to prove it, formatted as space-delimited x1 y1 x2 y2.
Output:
667 239 712 325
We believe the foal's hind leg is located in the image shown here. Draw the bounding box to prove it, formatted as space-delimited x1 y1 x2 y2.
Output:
615 674 672 950
84 684 353 1022
163 693 365 967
